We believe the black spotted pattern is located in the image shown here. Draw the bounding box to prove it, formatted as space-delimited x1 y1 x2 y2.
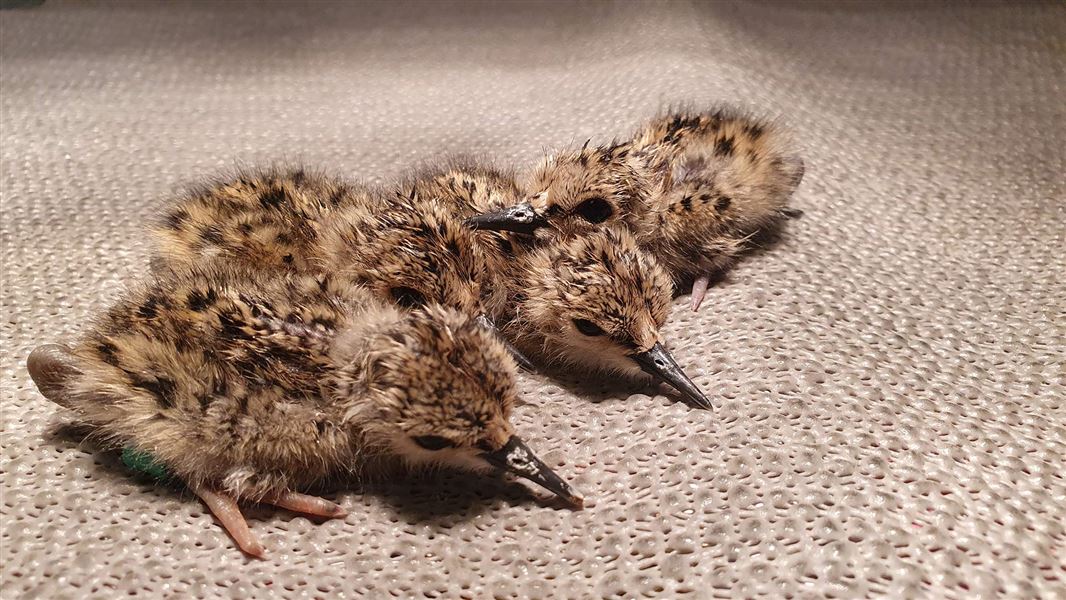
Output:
186 288 217 312
132 375 178 408
715 136 735 157
259 188 287 209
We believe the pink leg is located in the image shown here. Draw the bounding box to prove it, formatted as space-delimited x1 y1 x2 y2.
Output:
191 483 265 558
264 491 347 518
690 274 711 312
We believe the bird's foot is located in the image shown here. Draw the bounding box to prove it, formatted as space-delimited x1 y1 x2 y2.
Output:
193 486 347 557
264 490 348 518
690 274 711 312
192 483 265 558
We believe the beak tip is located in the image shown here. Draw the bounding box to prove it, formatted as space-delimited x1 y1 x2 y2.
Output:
634 342 712 411
684 389 714 411
483 436 581 508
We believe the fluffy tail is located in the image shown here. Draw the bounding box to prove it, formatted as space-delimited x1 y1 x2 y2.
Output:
27 344 80 408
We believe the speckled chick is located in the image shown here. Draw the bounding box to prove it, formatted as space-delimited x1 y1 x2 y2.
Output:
27 266 582 557
495 226 710 410
468 109 804 311
152 166 531 368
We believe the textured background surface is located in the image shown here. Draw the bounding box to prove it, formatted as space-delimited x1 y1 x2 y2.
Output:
2 1 1065 598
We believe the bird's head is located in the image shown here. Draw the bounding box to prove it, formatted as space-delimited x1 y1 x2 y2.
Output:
334 304 582 505
465 142 649 239
506 227 711 409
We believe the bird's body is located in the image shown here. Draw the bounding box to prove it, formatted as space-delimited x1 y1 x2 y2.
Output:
628 110 805 308
152 166 533 367
153 167 484 314
152 167 355 274
43 267 397 500
28 265 580 556
403 160 529 315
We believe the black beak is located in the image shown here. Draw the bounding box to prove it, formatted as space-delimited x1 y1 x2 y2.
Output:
475 314 535 371
633 342 712 410
481 436 584 507
464 203 550 235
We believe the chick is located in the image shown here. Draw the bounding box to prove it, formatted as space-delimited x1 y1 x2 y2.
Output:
467 109 804 310
27 266 582 557
152 166 533 368
496 226 710 410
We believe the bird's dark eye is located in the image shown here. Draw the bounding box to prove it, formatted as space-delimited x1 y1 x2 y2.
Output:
413 435 455 451
573 319 605 336
391 286 426 309
575 197 613 223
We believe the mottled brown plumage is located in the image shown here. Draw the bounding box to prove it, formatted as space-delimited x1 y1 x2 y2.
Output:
470 108 804 311
152 166 352 274
402 159 529 316
629 109 805 308
495 227 710 409
27 265 580 556
151 166 534 367
153 167 485 312
315 190 485 314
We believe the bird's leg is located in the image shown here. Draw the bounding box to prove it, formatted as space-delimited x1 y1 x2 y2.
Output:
263 491 348 518
690 274 711 312
190 483 265 558
690 236 744 312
